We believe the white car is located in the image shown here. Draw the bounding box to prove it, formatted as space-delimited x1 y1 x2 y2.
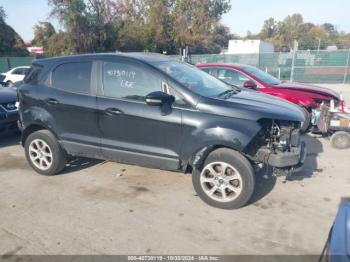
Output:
0 66 30 87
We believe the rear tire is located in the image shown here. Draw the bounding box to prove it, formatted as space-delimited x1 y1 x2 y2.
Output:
192 148 255 209
330 131 350 149
25 130 67 175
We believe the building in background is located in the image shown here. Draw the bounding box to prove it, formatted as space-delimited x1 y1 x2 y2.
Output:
27 46 44 55
227 40 274 54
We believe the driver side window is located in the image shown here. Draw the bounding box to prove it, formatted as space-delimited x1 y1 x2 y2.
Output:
102 61 162 101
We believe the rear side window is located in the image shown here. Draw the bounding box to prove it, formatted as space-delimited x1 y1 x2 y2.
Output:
24 65 42 85
102 61 161 101
12 68 26 75
52 62 92 95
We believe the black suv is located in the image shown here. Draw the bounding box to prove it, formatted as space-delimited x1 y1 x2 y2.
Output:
18 53 306 209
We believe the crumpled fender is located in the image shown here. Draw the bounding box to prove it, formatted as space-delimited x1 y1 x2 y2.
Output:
180 110 262 168
20 106 59 145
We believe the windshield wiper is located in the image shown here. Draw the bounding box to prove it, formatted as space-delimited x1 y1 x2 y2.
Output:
217 89 239 98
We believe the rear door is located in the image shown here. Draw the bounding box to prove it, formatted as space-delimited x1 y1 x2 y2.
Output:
37 61 101 158
96 58 183 170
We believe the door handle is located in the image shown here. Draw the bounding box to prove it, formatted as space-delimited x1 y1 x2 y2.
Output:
105 108 124 116
45 98 59 105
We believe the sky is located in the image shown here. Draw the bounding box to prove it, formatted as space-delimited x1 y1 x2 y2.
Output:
0 0 349 42
223 0 350 36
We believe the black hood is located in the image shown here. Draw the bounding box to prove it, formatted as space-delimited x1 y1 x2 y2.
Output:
198 89 305 123
0 87 17 103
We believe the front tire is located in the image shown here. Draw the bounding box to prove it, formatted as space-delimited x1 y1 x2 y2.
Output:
192 148 255 209
25 130 67 175
330 131 350 149
5 81 13 87
300 107 311 133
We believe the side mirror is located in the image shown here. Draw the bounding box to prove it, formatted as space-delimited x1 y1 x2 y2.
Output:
145 91 175 106
243 80 257 90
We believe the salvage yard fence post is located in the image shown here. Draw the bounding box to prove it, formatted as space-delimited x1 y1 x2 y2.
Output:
290 40 299 83
344 48 350 84
6 58 11 70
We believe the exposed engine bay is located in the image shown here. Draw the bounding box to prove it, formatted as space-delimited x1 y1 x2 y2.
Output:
246 120 306 176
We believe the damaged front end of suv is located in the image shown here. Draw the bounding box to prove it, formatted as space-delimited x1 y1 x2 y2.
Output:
245 119 306 176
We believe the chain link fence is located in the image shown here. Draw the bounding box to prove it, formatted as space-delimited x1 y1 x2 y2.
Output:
0 57 34 73
170 49 350 84
1 50 350 84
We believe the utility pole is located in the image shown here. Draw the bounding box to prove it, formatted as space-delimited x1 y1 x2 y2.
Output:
344 47 350 84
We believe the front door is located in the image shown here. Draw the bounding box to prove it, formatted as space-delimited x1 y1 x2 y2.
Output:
96 59 183 170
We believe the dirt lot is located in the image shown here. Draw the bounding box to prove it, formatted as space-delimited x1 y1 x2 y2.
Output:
0 84 349 256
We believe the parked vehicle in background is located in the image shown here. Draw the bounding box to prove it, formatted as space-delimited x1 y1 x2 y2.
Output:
0 74 6 87
18 53 306 209
1 66 30 87
11 80 24 90
0 87 19 134
198 63 341 132
321 199 350 261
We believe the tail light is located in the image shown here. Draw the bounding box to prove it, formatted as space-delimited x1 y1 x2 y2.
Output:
340 94 345 113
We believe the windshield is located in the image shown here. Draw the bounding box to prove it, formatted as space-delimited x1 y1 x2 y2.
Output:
242 66 281 85
152 61 238 98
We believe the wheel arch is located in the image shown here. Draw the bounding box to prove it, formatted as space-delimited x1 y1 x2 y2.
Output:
187 144 246 172
21 123 59 147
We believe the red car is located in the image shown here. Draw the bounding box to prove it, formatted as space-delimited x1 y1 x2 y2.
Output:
197 63 341 131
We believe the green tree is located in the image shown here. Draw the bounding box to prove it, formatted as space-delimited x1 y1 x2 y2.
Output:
46 31 71 56
113 0 150 52
172 0 231 53
46 0 231 55
145 0 174 53
257 14 350 51
0 5 29 56
211 24 231 49
322 23 336 35
260 18 277 39
86 0 118 51
32 22 56 48
49 0 93 53
0 6 6 21
49 0 119 53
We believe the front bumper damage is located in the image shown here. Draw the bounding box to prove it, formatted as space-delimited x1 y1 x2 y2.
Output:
255 141 306 170
250 120 307 175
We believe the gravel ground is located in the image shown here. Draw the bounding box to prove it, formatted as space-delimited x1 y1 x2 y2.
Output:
0 84 349 256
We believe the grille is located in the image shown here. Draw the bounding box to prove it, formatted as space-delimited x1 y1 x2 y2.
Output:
0 113 7 120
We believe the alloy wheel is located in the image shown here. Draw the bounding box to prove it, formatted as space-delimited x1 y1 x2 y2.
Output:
29 139 53 171
200 162 243 202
